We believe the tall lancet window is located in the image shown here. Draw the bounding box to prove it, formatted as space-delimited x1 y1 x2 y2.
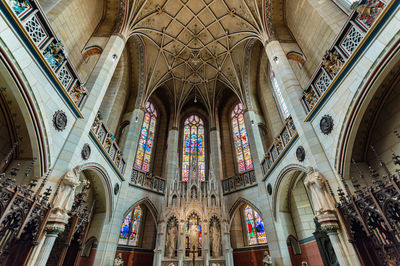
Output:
244 205 267 245
231 103 253 173
134 101 157 172
182 115 205 181
118 205 143 246
270 71 290 119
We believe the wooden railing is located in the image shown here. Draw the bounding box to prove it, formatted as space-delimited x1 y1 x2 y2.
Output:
261 117 297 177
301 0 389 118
91 115 126 175
2 0 88 116
130 169 166 195
0 165 52 264
222 169 256 195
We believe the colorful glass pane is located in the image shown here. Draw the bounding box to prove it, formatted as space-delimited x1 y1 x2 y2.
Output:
231 103 253 173
244 205 267 245
118 210 132 245
118 205 143 246
271 71 290 119
182 115 205 181
134 102 157 172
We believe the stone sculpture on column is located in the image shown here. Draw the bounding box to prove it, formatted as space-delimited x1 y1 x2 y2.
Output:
52 166 81 220
113 253 124 266
167 225 178 258
263 251 272 265
303 167 335 215
210 224 221 257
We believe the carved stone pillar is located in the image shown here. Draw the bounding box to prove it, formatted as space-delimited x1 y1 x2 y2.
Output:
209 128 223 180
153 220 166 266
35 222 66 266
165 128 179 186
177 220 185 266
318 213 350 266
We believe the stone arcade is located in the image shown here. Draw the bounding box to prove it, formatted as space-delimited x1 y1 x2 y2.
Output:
0 0 399 265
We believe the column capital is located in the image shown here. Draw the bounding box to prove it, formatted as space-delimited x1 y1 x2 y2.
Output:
45 221 66 235
316 211 340 234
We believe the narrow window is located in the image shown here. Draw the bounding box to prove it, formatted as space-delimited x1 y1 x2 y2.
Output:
270 71 290 119
118 205 143 246
243 205 267 245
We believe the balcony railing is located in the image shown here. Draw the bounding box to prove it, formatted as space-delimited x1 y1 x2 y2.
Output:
130 169 166 195
261 117 298 179
301 0 390 120
90 115 126 178
222 169 256 195
2 0 88 117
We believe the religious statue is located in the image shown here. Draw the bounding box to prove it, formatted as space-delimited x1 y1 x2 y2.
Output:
188 223 200 256
322 50 344 76
43 41 65 70
166 225 178 258
210 224 221 257
52 166 81 219
303 167 335 215
10 0 30 14
263 251 272 265
351 0 384 27
113 253 124 266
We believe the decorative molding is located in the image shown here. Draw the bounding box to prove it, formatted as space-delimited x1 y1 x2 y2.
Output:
320 114 334 135
52 110 67 131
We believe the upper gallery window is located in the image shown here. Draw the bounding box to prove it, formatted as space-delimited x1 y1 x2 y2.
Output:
243 205 267 245
134 101 157 172
182 115 206 181
118 205 143 246
231 103 253 173
270 71 290 119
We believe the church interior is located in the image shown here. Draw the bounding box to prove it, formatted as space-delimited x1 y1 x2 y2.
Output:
0 0 399 265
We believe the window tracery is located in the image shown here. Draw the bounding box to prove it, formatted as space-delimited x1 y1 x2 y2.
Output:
118 205 143 246
134 102 157 172
243 205 267 245
181 115 206 181
231 103 253 173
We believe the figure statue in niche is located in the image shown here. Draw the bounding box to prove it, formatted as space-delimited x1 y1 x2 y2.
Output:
52 166 81 219
351 0 384 27
113 253 124 266
166 225 178 258
10 0 30 15
210 224 221 257
43 41 65 70
304 90 317 108
70 85 84 105
263 251 272 265
188 223 200 257
303 167 335 215
322 50 344 76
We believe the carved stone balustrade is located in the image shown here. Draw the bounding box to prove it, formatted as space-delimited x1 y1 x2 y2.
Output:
130 169 166 195
301 0 389 118
222 170 256 195
2 0 88 116
90 116 126 177
261 117 298 179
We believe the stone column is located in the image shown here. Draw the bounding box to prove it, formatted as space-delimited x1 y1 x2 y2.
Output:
264 40 340 186
120 108 145 178
177 220 185 266
318 213 350 266
35 222 66 266
209 128 223 180
153 220 166 266
202 221 209 266
222 221 234 266
165 128 179 185
51 34 126 176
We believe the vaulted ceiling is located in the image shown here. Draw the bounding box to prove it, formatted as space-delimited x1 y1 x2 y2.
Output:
96 0 288 119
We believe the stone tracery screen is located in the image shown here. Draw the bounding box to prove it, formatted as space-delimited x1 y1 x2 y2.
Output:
118 205 143 246
231 103 253 173
134 101 157 172
182 115 206 181
243 205 267 245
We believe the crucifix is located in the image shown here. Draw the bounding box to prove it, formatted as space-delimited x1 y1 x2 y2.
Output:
188 245 197 266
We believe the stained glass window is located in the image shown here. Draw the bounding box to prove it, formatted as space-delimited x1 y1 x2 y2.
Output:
231 103 253 173
134 102 157 172
270 71 290 119
118 205 143 246
182 115 205 181
244 205 267 245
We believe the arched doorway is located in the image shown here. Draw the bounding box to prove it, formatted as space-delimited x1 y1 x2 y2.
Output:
275 168 337 266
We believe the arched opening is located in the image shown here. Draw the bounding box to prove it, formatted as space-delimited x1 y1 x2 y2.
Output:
115 201 157 266
275 168 337 266
229 200 268 265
